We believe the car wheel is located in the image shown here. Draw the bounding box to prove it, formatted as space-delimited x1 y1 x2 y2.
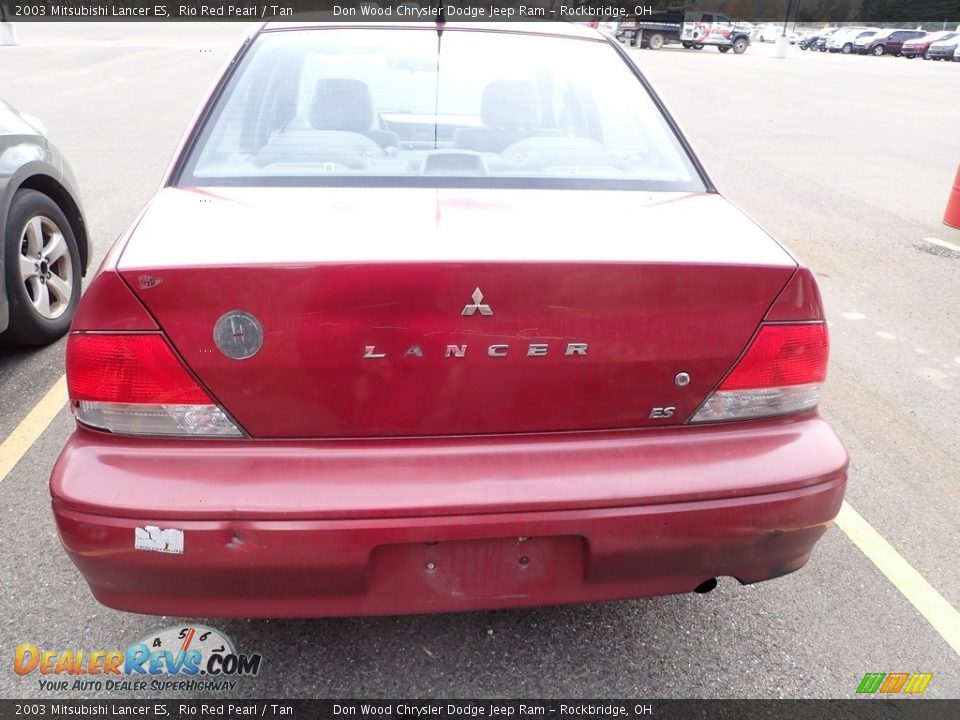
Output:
841 43 853 54
732 38 748 54
1 189 81 347
648 33 665 50
692 43 705 50
718 46 731 53
872 45 885 56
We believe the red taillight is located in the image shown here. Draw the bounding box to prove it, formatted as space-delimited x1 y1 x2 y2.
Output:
66 334 241 437
719 324 828 391
67 334 210 404
689 266 830 428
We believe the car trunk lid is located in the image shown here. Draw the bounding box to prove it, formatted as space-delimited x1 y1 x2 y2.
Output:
117 187 795 438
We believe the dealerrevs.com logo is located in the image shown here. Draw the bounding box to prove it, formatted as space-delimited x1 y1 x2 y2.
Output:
14 625 263 692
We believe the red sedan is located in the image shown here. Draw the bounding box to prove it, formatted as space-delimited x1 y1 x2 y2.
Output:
900 30 959 58
51 22 848 617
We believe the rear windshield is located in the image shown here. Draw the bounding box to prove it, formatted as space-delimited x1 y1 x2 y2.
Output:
177 27 704 191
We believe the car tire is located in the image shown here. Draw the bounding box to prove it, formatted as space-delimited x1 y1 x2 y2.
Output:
872 45 885 56
692 43 705 50
841 43 853 54
732 38 748 54
1 189 82 347
718 46 731 53
648 33 665 50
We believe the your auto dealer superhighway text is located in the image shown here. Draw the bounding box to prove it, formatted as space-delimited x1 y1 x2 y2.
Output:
335 705 640 717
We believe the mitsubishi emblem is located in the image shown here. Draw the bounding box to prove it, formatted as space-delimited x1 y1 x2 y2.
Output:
461 288 493 316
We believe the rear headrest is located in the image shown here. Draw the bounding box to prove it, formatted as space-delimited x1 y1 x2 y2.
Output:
481 80 540 130
311 79 374 133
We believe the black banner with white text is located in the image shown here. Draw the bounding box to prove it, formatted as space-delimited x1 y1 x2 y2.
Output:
1 0 959 23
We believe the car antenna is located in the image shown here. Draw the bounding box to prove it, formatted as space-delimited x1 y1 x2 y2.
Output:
434 4 444 148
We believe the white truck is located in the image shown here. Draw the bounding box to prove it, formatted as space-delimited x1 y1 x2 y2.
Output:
619 9 752 54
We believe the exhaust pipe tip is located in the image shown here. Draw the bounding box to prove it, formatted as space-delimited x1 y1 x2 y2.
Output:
693 578 718 594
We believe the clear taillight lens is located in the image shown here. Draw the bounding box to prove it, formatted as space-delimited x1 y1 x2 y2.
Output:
689 383 822 423
66 334 242 437
74 402 241 436
689 323 828 424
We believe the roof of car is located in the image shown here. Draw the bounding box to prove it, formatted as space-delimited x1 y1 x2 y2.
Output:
261 21 606 41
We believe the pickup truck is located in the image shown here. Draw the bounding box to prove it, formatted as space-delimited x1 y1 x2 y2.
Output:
618 10 751 54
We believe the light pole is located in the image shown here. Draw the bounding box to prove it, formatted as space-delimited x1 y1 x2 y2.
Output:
774 0 793 57
0 1 18 47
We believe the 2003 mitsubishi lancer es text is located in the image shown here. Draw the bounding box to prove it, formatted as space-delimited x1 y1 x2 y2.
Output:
50 22 848 617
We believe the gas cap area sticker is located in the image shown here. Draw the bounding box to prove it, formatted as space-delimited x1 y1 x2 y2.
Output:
213 311 263 360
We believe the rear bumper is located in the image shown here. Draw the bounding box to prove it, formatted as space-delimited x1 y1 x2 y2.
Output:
51 416 848 617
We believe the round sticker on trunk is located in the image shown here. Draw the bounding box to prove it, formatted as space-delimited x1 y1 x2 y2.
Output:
213 311 263 360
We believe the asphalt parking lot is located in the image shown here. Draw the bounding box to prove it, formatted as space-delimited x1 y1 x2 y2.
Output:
1 26 958 699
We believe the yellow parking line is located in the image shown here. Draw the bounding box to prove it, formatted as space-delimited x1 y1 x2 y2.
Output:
0 375 68 486
836 501 960 657
923 236 960 254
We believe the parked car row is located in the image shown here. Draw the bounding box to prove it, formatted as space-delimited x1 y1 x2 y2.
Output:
799 26 960 60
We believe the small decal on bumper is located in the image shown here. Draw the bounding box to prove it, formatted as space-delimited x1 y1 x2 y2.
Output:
134 526 184 554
